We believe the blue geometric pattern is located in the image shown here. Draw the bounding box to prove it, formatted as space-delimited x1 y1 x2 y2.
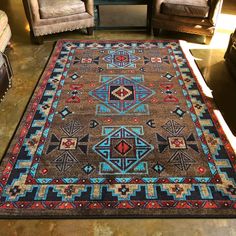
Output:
93 126 154 174
103 48 140 69
89 75 155 115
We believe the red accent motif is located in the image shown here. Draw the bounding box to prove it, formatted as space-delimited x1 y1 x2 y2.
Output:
115 55 128 62
114 140 132 156
81 58 93 63
151 57 162 63
160 83 179 103
66 84 83 103
198 166 206 174
59 138 77 150
168 137 186 149
41 168 48 175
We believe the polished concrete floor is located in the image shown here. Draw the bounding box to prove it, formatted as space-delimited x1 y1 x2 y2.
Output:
0 0 236 235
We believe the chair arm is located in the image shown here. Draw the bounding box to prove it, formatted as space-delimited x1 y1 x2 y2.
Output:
81 0 94 16
152 0 166 16
208 0 223 25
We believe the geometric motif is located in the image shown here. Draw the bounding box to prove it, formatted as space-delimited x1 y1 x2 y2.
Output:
168 137 186 149
172 106 186 118
46 121 89 155
66 84 82 103
162 72 174 81
161 120 184 136
82 164 95 174
153 162 165 174
103 49 140 69
89 75 155 115
93 126 154 174
146 119 156 128
62 120 83 136
160 83 178 102
57 106 72 120
157 120 200 172
157 120 199 154
89 119 99 128
73 56 99 65
168 151 196 171
52 151 78 172
59 138 77 150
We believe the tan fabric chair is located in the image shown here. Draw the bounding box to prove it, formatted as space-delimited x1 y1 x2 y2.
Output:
22 0 94 44
151 0 223 42
0 10 12 52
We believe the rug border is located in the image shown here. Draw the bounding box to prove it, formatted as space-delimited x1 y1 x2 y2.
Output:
0 40 61 168
179 40 236 153
0 39 235 219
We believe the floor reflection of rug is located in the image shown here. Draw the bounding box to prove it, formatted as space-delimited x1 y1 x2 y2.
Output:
0 40 235 218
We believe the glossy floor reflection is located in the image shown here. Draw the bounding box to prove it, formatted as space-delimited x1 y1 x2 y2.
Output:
0 0 236 235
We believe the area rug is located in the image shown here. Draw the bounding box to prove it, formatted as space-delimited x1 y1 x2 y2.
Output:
0 40 235 218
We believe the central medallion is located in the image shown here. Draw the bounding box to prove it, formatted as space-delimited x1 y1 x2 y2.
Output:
110 85 134 101
89 75 155 115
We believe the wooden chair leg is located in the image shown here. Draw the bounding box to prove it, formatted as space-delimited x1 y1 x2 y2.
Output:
203 35 212 45
30 31 44 45
87 27 94 35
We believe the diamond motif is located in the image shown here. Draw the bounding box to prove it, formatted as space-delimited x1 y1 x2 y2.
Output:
82 164 95 174
163 72 174 81
89 75 155 115
153 162 165 174
93 126 153 174
70 73 79 80
58 107 72 120
103 49 140 69
110 85 134 101
173 106 186 118
114 140 132 156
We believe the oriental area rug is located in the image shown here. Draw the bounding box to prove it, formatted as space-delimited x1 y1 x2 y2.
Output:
0 40 236 218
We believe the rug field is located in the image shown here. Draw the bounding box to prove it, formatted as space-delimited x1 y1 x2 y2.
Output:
0 40 235 217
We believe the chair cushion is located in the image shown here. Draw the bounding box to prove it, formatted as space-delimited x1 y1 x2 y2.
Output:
0 25 11 53
161 0 210 18
38 0 86 19
0 10 8 33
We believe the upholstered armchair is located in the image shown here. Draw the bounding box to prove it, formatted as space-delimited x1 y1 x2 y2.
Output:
0 10 12 52
22 0 94 44
151 0 223 43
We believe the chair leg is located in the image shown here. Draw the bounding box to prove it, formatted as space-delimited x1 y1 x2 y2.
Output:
203 35 212 45
87 27 94 35
30 31 44 45
7 41 13 50
153 28 160 36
